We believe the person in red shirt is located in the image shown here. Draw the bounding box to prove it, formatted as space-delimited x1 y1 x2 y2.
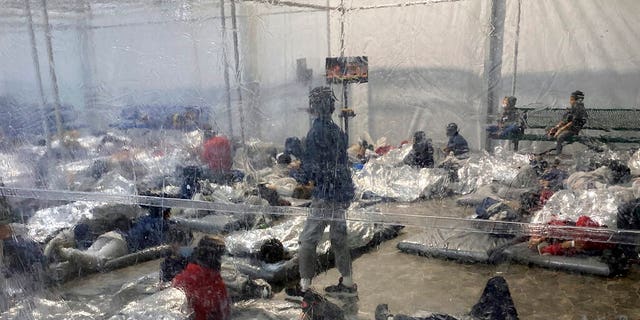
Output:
528 215 613 256
201 129 232 173
173 235 231 320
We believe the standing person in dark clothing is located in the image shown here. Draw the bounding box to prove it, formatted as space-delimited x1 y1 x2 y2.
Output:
173 235 230 320
403 131 434 168
549 90 588 155
443 123 469 159
288 86 357 299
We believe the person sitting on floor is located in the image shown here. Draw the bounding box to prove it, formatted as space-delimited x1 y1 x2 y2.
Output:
443 122 469 160
403 131 434 169
160 228 192 283
200 126 243 185
173 235 231 320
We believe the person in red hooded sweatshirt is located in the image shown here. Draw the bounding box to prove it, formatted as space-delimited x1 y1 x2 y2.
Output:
201 127 232 174
173 235 231 320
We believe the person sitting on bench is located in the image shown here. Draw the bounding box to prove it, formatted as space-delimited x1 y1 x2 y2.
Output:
487 96 523 138
548 90 588 155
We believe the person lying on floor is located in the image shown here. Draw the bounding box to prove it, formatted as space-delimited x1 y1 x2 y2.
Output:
536 158 569 206
55 206 174 272
527 215 613 256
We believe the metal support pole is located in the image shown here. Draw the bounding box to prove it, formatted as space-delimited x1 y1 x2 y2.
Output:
342 81 349 142
339 0 345 58
220 0 234 136
511 0 522 96
326 0 331 56
24 0 50 146
41 0 64 137
339 0 351 144
78 0 97 128
483 0 506 151
230 0 246 146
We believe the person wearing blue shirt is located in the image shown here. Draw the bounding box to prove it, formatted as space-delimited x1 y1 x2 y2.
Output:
288 86 357 299
443 122 470 159
126 206 172 253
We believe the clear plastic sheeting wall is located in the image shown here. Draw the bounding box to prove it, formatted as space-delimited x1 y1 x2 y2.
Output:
1 0 640 319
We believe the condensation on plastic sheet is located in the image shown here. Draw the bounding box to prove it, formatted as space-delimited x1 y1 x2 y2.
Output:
572 146 631 172
225 209 383 257
1 296 97 320
27 201 141 242
108 287 189 320
455 148 530 195
232 299 301 320
353 145 451 202
531 186 637 228
0 145 45 188
628 149 640 176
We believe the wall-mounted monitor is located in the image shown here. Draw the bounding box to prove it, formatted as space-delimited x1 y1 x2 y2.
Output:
326 56 368 84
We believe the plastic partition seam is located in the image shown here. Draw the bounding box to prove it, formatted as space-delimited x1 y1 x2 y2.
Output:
2 186 640 245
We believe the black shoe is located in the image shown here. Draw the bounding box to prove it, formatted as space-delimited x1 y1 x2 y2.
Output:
324 277 358 298
301 290 345 320
285 285 307 302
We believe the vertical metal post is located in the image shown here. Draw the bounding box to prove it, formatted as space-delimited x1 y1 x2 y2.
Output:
339 0 345 58
511 0 522 97
230 0 246 146
41 0 64 137
339 0 350 144
483 0 506 151
24 0 50 146
220 0 234 136
78 0 97 127
326 0 331 56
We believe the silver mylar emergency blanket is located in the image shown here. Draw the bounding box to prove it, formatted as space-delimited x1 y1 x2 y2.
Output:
225 208 386 257
108 288 190 320
531 186 637 227
353 145 528 202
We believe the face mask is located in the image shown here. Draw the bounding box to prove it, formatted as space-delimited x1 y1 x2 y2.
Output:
178 246 194 258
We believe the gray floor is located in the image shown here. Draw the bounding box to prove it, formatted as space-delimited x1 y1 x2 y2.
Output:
56 199 640 320
309 200 640 320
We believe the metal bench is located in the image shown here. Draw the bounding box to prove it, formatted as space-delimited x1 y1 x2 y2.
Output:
490 106 640 151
